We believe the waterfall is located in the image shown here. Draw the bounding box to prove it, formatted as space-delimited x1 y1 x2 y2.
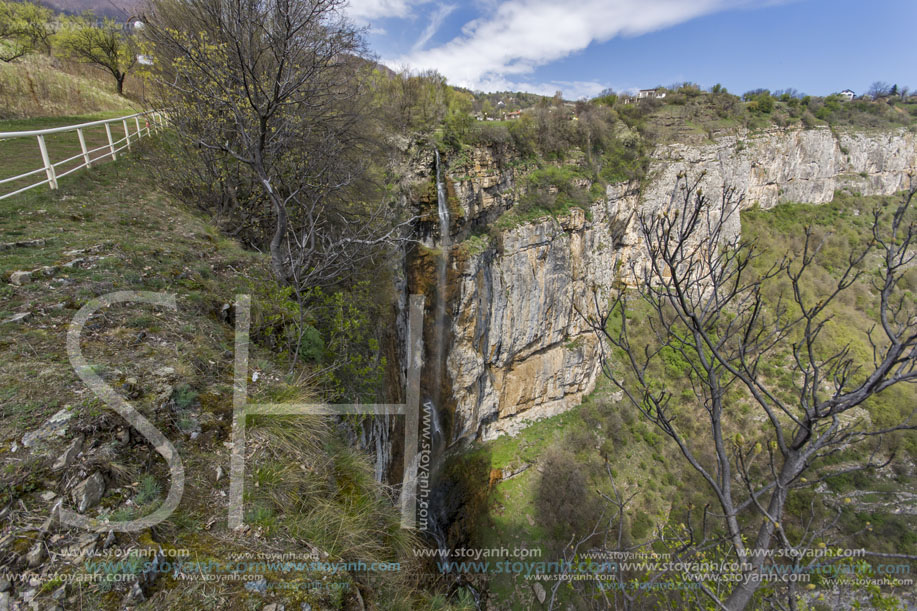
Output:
425 149 453 568
424 399 443 445
432 148 451 417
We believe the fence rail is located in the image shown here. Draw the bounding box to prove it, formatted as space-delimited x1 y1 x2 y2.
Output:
0 111 165 201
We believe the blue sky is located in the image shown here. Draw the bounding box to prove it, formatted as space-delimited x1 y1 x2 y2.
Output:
344 0 917 99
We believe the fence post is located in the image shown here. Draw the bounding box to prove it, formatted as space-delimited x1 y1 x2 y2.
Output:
36 134 58 190
105 122 117 160
134 116 142 140
123 119 131 151
77 128 91 168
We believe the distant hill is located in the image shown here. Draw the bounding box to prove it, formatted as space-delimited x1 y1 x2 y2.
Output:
39 0 141 18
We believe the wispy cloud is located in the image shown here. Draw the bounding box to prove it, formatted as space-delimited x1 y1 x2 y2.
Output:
346 0 429 24
391 0 777 91
412 4 458 52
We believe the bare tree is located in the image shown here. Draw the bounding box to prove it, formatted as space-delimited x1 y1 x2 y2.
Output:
144 0 412 293
867 81 892 100
580 176 917 610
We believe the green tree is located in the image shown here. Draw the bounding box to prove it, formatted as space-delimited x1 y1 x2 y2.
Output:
0 0 53 62
55 16 137 95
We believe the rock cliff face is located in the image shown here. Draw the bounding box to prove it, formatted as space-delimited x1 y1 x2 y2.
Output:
645 127 916 211
439 127 917 441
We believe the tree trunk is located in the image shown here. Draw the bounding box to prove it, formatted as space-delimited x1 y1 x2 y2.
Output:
269 197 289 281
116 74 125 95
724 581 758 610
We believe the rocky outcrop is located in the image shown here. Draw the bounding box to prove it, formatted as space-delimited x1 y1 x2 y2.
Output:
645 127 916 211
439 126 917 441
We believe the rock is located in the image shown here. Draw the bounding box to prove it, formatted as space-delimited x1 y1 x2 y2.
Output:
116 429 130 445
51 584 66 601
22 409 73 448
39 491 56 502
244 577 268 594
219 303 232 324
301 604 312 611
0 577 10 592
532 582 546 604
2 312 30 324
263 604 283 611
0 592 9 611
52 435 83 471
122 377 141 399
153 366 175 378
41 500 61 533
25 542 43 568
445 127 917 441
124 581 145 603
71 472 105 513
215 466 224 481
8 271 32 286
0 238 45 251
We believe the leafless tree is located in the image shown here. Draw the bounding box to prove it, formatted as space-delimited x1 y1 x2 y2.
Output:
580 175 917 610
144 0 413 291
867 81 893 100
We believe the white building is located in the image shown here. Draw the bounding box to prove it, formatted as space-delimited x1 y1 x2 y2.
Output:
839 89 855 101
637 88 666 100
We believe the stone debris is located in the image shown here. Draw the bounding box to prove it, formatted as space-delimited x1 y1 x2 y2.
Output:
71 472 105 513
2 312 30 324
22 408 73 448
244 576 268 594
532 581 547 604
0 238 46 251
52 435 83 471
25 542 44 568
8 271 31 286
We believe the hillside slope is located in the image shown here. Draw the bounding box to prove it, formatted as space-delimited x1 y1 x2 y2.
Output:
0 150 439 610
0 55 141 119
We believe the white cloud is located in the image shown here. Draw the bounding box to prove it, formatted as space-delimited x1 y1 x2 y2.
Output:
472 75 607 99
413 4 458 52
345 0 428 23
391 0 774 91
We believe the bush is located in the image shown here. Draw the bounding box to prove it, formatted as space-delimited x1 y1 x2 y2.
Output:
535 445 602 551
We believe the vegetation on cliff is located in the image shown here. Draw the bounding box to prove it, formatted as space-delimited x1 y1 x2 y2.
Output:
459 188 916 609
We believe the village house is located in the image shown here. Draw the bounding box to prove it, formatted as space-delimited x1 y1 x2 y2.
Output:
839 89 856 101
637 88 667 100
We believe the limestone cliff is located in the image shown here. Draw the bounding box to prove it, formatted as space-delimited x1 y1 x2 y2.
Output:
438 126 917 441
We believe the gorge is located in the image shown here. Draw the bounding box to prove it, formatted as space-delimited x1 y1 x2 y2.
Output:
415 125 917 442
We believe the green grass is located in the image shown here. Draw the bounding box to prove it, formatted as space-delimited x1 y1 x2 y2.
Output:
0 111 145 198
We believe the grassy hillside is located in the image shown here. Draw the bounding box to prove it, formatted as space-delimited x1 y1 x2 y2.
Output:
0 54 141 119
0 146 465 610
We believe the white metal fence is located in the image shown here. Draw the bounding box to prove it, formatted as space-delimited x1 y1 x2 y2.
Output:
0 111 165 201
